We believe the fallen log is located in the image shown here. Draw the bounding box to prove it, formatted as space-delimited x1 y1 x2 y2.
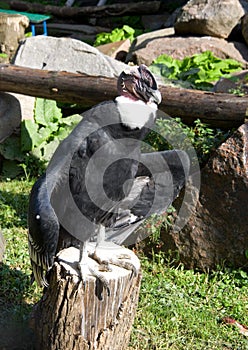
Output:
9 0 161 19
0 64 247 128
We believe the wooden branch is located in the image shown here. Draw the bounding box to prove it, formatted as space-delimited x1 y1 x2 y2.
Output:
9 0 161 19
0 64 247 128
30 244 142 350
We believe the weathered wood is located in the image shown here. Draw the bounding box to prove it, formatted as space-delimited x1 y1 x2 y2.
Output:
30 244 141 350
10 0 161 19
0 12 29 60
158 85 248 128
0 64 247 128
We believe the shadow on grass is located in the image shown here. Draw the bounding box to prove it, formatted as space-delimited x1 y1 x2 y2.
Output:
0 263 36 350
0 189 29 229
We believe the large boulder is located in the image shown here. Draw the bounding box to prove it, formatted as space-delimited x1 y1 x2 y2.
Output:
241 13 248 46
213 70 248 94
14 36 128 77
12 36 129 121
127 34 248 66
174 0 245 38
163 123 248 271
0 92 21 143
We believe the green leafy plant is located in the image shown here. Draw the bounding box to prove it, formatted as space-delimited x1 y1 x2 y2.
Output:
150 51 243 90
145 117 231 165
21 98 81 160
94 25 139 46
0 98 82 178
142 206 176 251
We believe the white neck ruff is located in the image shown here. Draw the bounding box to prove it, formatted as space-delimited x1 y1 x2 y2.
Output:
115 96 157 129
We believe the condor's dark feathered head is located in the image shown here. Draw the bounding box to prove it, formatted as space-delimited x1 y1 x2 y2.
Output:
117 64 161 105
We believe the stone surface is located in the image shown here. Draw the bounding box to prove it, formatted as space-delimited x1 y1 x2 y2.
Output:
14 36 128 77
163 124 248 271
126 27 175 63
0 13 29 60
241 13 248 46
97 39 131 62
0 92 21 143
142 13 171 30
12 36 129 122
10 93 35 120
127 35 248 66
175 0 245 39
213 70 248 94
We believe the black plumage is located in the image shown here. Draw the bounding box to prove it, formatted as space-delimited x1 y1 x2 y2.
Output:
28 65 189 287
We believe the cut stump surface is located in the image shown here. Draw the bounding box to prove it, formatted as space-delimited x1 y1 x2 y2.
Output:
30 242 141 350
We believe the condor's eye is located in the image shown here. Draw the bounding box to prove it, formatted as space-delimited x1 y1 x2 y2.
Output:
36 214 41 220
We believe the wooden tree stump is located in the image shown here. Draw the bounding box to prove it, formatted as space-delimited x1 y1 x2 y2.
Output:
30 242 141 350
0 13 29 60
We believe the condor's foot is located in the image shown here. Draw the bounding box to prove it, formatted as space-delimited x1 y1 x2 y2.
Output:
89 247 137 278
57 244 139 296
78 259 111 296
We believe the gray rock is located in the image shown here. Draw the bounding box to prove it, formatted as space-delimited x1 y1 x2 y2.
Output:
12 36 129 122
14 36 128 77
163 123 248 271
175 0 245 39
213 70 248 95
10 93 35 120
128 35 248 66
242 13 248 46
0 92 21 143
141 13 171 31
126 28 175 63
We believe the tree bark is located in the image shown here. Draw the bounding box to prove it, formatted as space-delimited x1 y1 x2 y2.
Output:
9 0 161 19
0 64 247 128
30 244 141 350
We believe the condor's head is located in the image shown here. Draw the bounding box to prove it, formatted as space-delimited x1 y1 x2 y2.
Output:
116 65 162 129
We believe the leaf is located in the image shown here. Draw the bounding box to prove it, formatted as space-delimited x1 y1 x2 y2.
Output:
94 25 136 46
150 51 242 90
34 98 62 126
61 114 82 126
57 114 82 140
41 139 60 162
21 120 43 151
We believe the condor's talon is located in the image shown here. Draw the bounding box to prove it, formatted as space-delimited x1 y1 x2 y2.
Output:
88 251 112 272
108 258 137 277
77 259 89 290
116 253 132 260
88 266 110 296
98 262 112 273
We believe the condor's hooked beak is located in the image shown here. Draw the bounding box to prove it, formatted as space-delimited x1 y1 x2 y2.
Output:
117 64 162 105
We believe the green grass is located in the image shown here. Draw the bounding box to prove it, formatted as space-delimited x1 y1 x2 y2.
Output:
0 178 248 349
129 253 248 349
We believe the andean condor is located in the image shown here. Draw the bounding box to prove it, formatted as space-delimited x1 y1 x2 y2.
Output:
28 64 189 289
